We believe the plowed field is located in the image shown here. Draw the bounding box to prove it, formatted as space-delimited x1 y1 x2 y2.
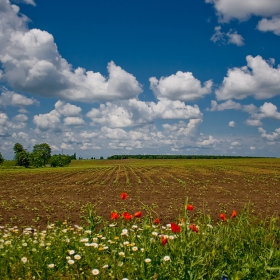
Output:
1 158 280 227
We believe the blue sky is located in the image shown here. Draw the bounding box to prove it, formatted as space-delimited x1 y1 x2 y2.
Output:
1 0 280 159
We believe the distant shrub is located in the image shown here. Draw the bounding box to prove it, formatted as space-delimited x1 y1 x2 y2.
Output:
50 154 72 167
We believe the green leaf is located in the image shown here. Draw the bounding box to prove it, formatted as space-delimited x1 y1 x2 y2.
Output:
266 266 280 271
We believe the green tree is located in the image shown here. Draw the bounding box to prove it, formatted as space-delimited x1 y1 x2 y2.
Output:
17 150 30 168
0 152 4 165
13 142 23 165
29 151 44 168
32 143 51 166
13 143 28 166
13 143 24 155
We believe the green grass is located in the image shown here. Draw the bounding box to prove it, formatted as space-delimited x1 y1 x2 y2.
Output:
0 160 22 169
1 200 280 279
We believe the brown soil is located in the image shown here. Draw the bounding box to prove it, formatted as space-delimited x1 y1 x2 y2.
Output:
1 158 280 228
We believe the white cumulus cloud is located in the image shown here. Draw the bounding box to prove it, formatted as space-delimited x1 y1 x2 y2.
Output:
196 135 220 147
12 114 28 122
12 0 36 6
0 90 39 107
55 100 82 117
257 16 280 36
257 102 280 120
162 119 202 138
64 117 85 126
208 100 241 111
149 72 212 102
228 121 235 127
61 143 74 150
80 131 98 139
211 26 244 46
258 127 280 142
86 99 202 128
0 113 8 125
244 102 280 126
18 131 28 139
245 119 263 127
33 110 61 131
206 0 280 22
0 1 142 103
216 55 280 100
226 30 244 46
208 100 258 114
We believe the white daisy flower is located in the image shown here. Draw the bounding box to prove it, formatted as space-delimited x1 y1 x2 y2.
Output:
163 256 170 261
92 269 99 275
91 243 98 248
74 254 81 260
80 238 89 243
119 252 125 257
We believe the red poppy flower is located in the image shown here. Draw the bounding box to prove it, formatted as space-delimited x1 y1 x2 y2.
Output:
134 211 142 218
122 212 132 220
160 236 168 246
153 218 160 225
170 222 181 233
186 204 194 211
231 210 237 218
120 193 128 200
189 224 198 233
220 213 227 221
111 212 119 219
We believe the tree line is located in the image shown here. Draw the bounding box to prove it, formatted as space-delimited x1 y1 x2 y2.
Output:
107 154 269 160
0 143 76 168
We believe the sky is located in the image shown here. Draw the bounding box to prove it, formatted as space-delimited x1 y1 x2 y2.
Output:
1 0 280 159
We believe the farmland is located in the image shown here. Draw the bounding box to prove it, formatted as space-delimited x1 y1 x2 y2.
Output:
1 158 280 227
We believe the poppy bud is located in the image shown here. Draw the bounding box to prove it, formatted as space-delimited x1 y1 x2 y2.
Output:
187 204 194 211
153 218 160 224
220 213 227 221
231 210 237 218
134 211 142 218
120 193 128 200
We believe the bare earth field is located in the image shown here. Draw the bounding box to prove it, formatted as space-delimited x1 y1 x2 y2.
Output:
0 158 280 228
